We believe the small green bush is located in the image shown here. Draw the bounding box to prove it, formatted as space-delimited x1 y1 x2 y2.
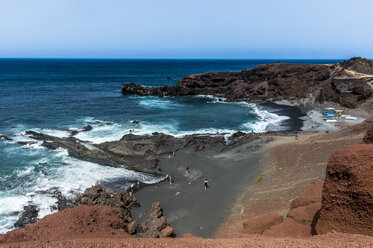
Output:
255 176 263 182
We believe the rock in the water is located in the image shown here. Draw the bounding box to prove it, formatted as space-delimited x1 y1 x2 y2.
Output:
140 202 174 238
0 135 13 141
14 205 39 229
82 125 93 132
315 144 373 236
130 120 141 124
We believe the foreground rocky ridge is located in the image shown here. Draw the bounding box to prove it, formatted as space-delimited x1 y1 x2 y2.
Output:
0 185 174 244
122 57 373 108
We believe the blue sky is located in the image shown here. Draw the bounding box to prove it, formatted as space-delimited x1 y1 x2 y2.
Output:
0 0 372 59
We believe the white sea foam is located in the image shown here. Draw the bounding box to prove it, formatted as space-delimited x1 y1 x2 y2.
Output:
74 122 128 143
0 145 162 234
194 95 227 103
0 195 30 233
241 104 290 132
33 128 70 138
138 96 182 110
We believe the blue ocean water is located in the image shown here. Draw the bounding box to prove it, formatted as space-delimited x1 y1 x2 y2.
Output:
0 59 341 233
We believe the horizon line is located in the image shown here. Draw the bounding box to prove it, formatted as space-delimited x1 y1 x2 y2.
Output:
0 57 354 60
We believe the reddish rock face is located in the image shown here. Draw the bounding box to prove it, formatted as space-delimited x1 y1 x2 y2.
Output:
316 144 373 236
262 180 323 237
242 212 284 235
241 180 323 237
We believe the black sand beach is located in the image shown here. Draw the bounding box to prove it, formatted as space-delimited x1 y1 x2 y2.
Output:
131 138 271 237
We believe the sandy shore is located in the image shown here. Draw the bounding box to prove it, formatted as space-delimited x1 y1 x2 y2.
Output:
132 138 270 237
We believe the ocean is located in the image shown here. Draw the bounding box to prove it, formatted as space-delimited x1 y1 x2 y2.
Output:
0 59 341 233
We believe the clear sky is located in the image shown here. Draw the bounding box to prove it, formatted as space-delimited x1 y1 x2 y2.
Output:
0 0 372 59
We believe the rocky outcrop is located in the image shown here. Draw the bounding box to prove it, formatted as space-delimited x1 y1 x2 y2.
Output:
122 58 373 108
337 57 373 75
0 135 13 141
140 202 174 238
24 130 158 174
23 130 224 174
315 144 373 236
75 185 140 231
13 205 39 229
97 133 224 161
74 185 174 237
362 125 373 144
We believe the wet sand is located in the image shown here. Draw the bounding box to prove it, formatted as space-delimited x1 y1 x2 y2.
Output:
132 138 272 237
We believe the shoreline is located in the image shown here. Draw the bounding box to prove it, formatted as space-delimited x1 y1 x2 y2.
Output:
0 99 369 236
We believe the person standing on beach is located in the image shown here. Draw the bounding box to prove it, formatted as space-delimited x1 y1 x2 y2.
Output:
186 166 190 174
204 179 209 190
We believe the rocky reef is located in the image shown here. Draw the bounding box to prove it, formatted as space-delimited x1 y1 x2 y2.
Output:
23 130 254 174
122 57 373 108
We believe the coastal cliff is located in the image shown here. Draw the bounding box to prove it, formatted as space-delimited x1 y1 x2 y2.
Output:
122 57 373 108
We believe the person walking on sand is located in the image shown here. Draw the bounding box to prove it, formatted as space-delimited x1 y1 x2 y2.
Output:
204 179 209 190
186 166 190 174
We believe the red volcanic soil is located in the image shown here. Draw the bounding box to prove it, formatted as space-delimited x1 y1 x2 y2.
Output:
1 233 372 248
0 205 130 244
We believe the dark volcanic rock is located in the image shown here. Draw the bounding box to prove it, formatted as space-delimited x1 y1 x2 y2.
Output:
75 185 140 231
24 130 224 174
23 130 152 173
337 57 373 75
315 144 373 236
82 125 93 132
14 205 39 229
140 202 174 238
122 58 373 108
97 133 224 162
0 135 13 141
318 77 372 108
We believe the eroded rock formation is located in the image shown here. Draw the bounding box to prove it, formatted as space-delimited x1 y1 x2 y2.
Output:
315 144 373 236
140 202 174 238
